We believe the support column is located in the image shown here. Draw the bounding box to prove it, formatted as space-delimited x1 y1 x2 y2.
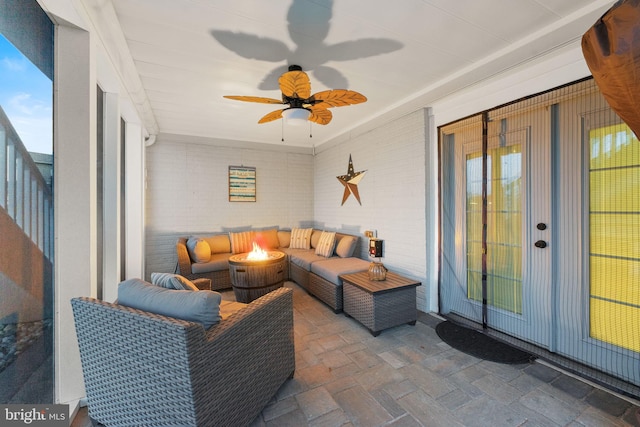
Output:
54 24 95 408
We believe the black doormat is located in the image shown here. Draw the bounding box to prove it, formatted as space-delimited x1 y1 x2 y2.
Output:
436 320 535 364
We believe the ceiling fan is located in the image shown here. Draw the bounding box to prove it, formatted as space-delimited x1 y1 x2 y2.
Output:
223 65 367 125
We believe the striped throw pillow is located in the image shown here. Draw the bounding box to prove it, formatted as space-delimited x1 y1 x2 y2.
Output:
150 272 199 291
315 231 336 257
229 231 256 254
290 228 312 249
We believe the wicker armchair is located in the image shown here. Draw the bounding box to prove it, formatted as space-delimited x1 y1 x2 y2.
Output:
71 287 295 427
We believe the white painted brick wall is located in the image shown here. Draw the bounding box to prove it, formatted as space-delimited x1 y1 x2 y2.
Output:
314 110 432 311
144 110 436 313
145 138 313 279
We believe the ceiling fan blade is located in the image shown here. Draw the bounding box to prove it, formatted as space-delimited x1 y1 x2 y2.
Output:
310 90 367 107
308 108 332 125
224 95 283 104
279 70 311 99
258 109 284 124
308 103 328 111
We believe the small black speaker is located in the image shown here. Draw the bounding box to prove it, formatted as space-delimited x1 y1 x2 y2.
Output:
369 239 383 258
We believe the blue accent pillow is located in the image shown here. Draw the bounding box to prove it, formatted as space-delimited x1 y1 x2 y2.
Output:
150 272 199 291
118 278 221 328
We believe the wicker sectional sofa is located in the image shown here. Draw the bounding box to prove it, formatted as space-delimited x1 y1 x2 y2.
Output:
176 228 370 312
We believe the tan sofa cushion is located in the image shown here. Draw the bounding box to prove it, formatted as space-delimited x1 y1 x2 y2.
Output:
335 235 357 258
203 234 231 254
278 230 291 248
191 253 230 274
290 250 328 270
310 257 370 285
311 229 323 248
256 228 280 249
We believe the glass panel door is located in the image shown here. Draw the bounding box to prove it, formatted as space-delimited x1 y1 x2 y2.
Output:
440 105 552 348
441 79 640 389
549 85 640 387
466 143 523 314
588 123 640 353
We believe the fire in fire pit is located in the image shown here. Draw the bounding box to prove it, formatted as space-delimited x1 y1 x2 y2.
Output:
246 242 268 261
228 245 286 303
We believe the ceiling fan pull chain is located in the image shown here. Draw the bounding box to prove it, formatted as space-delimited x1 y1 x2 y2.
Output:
281 119 285 142
309 122 312 138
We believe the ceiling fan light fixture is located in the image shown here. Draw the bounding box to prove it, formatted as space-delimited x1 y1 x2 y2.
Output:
282 107 310 126
224 65 366 127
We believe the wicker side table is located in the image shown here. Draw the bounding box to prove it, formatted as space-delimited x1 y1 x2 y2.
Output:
340 271 421 336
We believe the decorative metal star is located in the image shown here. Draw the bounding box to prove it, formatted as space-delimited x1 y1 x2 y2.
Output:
337 154 366 205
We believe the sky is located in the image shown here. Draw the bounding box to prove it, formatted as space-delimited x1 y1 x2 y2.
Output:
0 34 53 155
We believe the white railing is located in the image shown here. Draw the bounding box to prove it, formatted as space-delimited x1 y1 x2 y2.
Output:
0 106 53 261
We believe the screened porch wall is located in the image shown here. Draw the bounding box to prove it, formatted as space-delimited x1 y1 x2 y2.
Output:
439 78 640 396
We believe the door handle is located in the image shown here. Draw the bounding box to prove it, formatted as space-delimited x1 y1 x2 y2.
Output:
534 240 548 248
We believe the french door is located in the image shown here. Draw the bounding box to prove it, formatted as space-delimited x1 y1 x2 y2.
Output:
554 90 640 384
439 79 640 387
440 104 551 348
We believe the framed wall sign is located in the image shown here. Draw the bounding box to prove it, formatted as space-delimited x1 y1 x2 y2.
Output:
229 166 256 202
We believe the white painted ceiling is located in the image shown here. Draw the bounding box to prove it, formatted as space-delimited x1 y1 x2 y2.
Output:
107 0 615 148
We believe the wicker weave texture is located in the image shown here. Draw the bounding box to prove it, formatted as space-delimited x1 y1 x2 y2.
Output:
192 278 212 290
71 287 294 427
176 237 232 291
343 283 416 335
308 273 343 313
289 263 309 290
193 269 232 291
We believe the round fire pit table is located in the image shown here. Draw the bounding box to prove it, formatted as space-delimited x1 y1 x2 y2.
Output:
228 251 286 303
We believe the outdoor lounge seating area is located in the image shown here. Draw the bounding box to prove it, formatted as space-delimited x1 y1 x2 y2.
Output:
4 1 640 425
69 257 640 426
70 281 640 427
176 228 371 311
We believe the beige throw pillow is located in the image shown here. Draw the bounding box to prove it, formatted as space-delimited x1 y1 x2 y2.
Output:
290 228 312 249
315 231 336 257
335 235 357 258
